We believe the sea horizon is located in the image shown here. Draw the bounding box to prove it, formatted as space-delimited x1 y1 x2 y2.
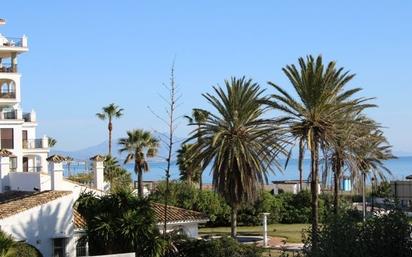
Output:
64 156 412 184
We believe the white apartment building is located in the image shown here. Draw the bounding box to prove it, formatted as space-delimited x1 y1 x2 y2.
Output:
0 18 49 186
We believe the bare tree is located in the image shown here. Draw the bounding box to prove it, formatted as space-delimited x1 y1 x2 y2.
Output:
148 63 182 238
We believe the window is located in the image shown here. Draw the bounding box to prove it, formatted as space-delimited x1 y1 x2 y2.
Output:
76 237 88 257
53 238 66 257
1 128 13 149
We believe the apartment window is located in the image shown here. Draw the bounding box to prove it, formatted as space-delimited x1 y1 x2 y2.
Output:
53 238 66 257
0 128 13 149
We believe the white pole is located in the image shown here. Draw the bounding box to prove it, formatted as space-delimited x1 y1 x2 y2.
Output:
262 213 270 247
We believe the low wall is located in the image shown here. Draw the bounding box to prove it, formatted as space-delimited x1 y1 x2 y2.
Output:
8 172 51 191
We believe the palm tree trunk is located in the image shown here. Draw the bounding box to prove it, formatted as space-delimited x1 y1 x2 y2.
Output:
310 141 319 251
135 156 143 198
333 160 342 214
230 205 238 238
298 138 304 192
108 119 113 156
199 172 203 190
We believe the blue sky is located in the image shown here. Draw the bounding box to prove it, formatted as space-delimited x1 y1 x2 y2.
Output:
1 1 411 153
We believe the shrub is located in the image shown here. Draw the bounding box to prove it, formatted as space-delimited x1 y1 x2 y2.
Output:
176 237 263 257
10 242 43 257
303 209 412 257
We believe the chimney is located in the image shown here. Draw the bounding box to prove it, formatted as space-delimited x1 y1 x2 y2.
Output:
90 155 105 191
0 149 12 193
47 155 66 190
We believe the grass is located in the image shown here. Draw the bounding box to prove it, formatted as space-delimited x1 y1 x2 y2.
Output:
199 223 309 244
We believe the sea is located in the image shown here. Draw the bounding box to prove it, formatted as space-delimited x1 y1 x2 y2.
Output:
64 157 412 184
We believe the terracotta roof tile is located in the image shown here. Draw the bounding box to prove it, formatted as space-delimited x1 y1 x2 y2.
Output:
73 202 208 230
73 209 87 229
0 191 71 219
46 155 66 163
151 203 209 224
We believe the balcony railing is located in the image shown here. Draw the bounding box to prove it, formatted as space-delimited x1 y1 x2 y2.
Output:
0 63 17 73
23 139 46 149
0 91 16 99
0 110 17 119
0 37 24 47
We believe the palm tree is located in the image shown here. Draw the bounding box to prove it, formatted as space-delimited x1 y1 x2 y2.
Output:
104 155 132 193
65 156 74 177
48 137 57 148
119 129 159 198
96 103 124 156
267 55 372 247
176 144 200 185
325 115 376 213
187 77 287 237
185 108 209 190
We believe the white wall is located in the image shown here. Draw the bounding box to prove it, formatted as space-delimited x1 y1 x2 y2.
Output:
0 193 75 257
8 172 51 191
157 222 200 238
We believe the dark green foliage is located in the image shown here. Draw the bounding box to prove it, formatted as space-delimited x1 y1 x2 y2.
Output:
372 181 392 198
75 191 162 256
150 181 326 227
173 237 263 257
303 209 412 257
279 191 312 224
149 181 231 226
10 242 42 257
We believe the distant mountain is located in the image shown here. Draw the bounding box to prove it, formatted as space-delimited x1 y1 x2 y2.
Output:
52 132 185 161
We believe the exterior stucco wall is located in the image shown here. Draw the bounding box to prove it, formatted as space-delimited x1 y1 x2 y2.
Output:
0 193 76 257
158 222 201 238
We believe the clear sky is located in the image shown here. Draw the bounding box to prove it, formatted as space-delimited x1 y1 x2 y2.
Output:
1 1 411 153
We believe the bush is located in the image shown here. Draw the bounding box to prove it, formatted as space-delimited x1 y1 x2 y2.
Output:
303 209 412 257
149 181 231 226
10 242 42 257
175 237 263 257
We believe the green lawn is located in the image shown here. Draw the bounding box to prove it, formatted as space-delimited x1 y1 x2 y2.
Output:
199 224 309 243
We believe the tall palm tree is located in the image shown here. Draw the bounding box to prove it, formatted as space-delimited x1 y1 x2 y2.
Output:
187 77 287 237
267 55 371 248
185 108 209 190
119 129 159 198
325 115 376 213
176 143 200 185
96 103 124 156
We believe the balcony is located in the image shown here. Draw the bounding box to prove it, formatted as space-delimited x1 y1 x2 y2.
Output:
0 91 16 99
0 36 25 48
0 110 17 120
0 63 17 73
23 139 48 149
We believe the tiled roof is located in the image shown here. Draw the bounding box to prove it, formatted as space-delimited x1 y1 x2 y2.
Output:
90 155 106 161
73 202 208 230
46 155 66 163
0 191 71 219
73 209 87 229
0 149 13 157
151 203 208 224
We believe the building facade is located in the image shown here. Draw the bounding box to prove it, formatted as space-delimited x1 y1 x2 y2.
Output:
0 19 49 191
